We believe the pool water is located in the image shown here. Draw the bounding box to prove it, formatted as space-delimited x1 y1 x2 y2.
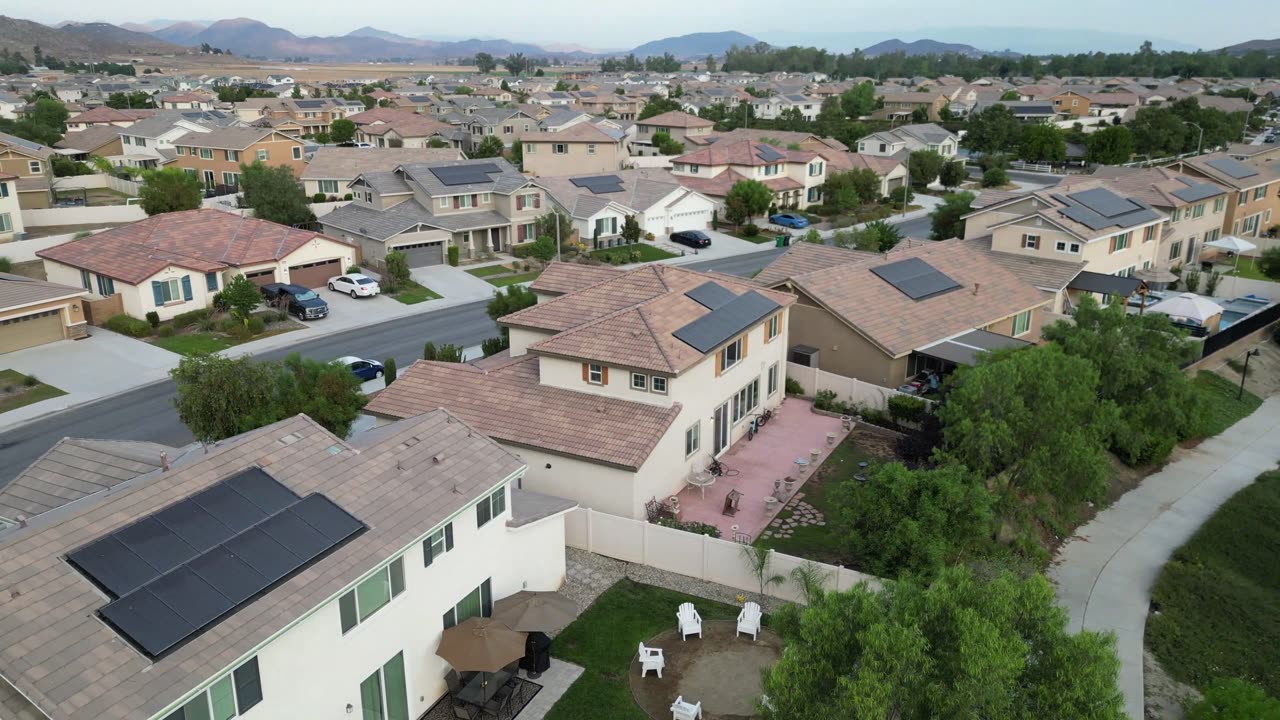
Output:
1220 310 1247 329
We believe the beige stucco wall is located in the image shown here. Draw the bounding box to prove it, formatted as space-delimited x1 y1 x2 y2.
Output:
523 141 625 177
276 237 358 285
504 445 640 519
786 296 908 386
508 326 555 355
990 218 1165 277
0 181 23 240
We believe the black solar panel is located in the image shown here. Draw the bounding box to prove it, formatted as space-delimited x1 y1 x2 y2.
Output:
685 281 738 310
293 99 327 108
1170 180 1222 204
870 257 962 301
1068 188 1139 218
755 144 784 162
1204 156 1259 180
570 174 623 188
71 468 365 658
674 291 781 353
429 163 501 186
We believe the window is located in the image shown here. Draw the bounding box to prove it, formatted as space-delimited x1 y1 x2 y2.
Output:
222 172 239 186
651 376 667 394
96 275 114 296
685 422 701 457
587 363 603 384
719 337 743 372
135 138 147 148
1169 240 1182 261
176 146 186 155
156 278 182 304
731 379 761 423
503 125 513 134
338 558 406 633
476 486 506 528
205 272 219 292
0 213 10 234
807 186 820 202
1170 207 1182 222
360 652 409 720
439 197 449 209
690 164 700 174
1111 232 1130 252
525 143 535 154
79 269 90 290
1238 190 1248 205
481 193 491 203
767 362 779 396
1054 240 1080 254
766 314 780 341
553 143 568 154
199 148 213 160
1012 310 1031 336
1021 234 1040 250
1143 225 1156 243
1255 185 1267 201
256 149 268 161
122 136 132 145
292 146 302 159
587 143 596 155
1191 203 1205 219
161 657 261 720
319 180 339 194
224 150 240 162
1213 196 1226 213
423 523 454 566
28 160 41 174
442 579 492 630
631 372 647 390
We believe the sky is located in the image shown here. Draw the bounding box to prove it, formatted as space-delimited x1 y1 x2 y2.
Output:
8 0 1268 51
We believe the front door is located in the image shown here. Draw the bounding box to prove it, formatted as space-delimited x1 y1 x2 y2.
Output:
202 170 215 189
713 401 730 455
490 227 502 252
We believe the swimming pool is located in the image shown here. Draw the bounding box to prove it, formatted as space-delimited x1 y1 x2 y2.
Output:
1217 295 1273 329
1219 310 1247 329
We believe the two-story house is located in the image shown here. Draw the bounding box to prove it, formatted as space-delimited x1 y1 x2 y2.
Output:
170 128 307 190
159 92 213 110
1169 152 1280 241
521 123 629 178
244 98 364 137
63 106 155 132
301 147 463 199
1049 90 1093 117
873 91 950 121
366 263 796 520
0 131 54 209
321 158 544 265
115 114 225 169
534 168 716 246
855 123 959 160
465 108 540 152
0 409 574 720
632 110 714 156
574 93 641 120
670 140 827 210
0 171 25 241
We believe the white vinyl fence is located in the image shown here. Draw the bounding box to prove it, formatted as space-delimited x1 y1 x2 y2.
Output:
52 173 142 196
23 205 147 227
0 231 93 262
785 362 932 411
565 507 881 605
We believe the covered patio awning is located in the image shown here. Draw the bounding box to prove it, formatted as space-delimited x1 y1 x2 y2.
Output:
915 329 1032 367
1067 270 1146 297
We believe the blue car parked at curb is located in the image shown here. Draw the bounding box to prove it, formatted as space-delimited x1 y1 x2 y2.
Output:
337 356 385 381
770 213 809 229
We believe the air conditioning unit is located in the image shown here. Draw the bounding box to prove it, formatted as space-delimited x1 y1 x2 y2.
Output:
789 344 819 367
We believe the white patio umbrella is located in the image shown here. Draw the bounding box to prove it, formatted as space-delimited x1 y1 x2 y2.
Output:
1146 292 1225 326
1203 235 1258 295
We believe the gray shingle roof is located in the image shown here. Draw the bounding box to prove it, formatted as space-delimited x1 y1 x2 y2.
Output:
321 200 435 240
399 158 529 196
535 169 687 220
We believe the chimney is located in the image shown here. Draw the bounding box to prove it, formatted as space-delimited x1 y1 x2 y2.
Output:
973 283 981 296
160 451 169 472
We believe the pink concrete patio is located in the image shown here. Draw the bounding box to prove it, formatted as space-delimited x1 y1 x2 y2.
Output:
675 398 849 541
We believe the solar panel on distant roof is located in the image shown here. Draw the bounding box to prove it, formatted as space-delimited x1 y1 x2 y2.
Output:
429 163 501 186
570 174 623 188
1068 188 1139 218
1204 156 1260 180
870 257 962 301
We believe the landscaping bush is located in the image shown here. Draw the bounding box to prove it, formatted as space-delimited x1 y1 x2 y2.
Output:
157 325 175 337
785 377 804 395
105 314 152 338
644 232 655 241
510 243 535 259
742 223 760 237
887 185 914 205
1206 270 1222 295
197 315 217 332
383 357 397 385
530 235 557 262
145 311 160 328
813 389 838 411
22 373 39 387
172 307 213 329
447 246 460 267
384 250 411 287
219 316 240 332
887 394 928 426
211 291 229 312
247 316 266 335
654 519 722 538
312 192 326 203
1187 678 1280 719
273 310 290 323
226 323 252 341
481 336 509 357
0 257 11 273
346 264 361 274
982 166 1009 187
343 193 353 201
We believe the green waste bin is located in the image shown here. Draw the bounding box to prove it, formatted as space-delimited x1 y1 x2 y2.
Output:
775 235 790 247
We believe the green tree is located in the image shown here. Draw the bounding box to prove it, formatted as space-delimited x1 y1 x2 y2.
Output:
828 463 993 577
535 209 573 248
529 235 557 261
170 354 278 443
1018 123 1067 162
509 138 523 170
270 353 367 438
383 250 411 289
982 164 1009 187
486 284 536 326
329 118 356 144
937 344 1118 507
1085 125 1136 165
221 274 263 323
840 81 876 118
705 54 717 73
650 131 684 155
725 179 774 225
238 161 316 227
471 135 505 158
1000 89 1022 101
1188 679 1280 720
290 85 302 99
929 191 975 240
963 104 1022 155
637 95 684 120
502 53 528 76
139 168 202 216
1042 296 1205 465
423 342 465 362
29 97 69 134
621 215 642 243
474 52 496 74
1130 106 1187 157
824 168 882 208
1254 246 1280 280
815 96 845 138
382 357 397 385
761 566 1124 720
908 149 945 186
854 220 902 252
938 160 967 190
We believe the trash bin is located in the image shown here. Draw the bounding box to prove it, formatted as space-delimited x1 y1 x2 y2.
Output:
775 235 790 247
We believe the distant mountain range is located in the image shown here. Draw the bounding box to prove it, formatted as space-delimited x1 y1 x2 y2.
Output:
755 28 1198 55
0 15 184 59
1219 38 1280 56
861 38 988 57
630 31 760 59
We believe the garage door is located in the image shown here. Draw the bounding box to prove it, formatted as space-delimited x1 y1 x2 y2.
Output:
244 269 276 287
289 259 342 289
669 208 712 233
0 310 65 354
392 241 444 267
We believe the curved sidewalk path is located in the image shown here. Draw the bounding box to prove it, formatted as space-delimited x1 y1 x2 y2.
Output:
1048 396 1280 719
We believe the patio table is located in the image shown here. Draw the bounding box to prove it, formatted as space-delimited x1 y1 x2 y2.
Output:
456 669 513 707
686 470 716 499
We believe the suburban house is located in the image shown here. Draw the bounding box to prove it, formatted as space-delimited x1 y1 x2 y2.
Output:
754 240 1048 386
855 123 959 160
632 110 714 155
321 158 543 265
301 147 463 199
574 93 641 120
873 90 950 121
0 272 89 354
973 100 1058 123
521 123 630 177
366 263 796 520
0 172 24 241
63 106 155 132
348 109 461 149
534 169 717 246
749 94 820 122
1168 152 1280 240
54 125 126 165
527 262 623 301
159 92 213 110
845 153 909 198
0 132 54 209
170 128 308 191
1049 90 1092 117
0 409 574 720
464 108 539 152
240 97 364 136
537 108 592 133
963 183 1169 313
113 115 220 169
38 209 357 321
670 140 828 210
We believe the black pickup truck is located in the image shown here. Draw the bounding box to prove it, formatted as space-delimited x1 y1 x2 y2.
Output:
260 283 329 320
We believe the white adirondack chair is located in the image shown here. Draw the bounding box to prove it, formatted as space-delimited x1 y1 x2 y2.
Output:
639 642 665 678
671 695 703 720
677 602 703 640
737 601 762 640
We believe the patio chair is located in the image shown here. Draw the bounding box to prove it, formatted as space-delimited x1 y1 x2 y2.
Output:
444 669 463 696
671 695 703 720
482 683 514 719
639 642 665 678
677 602 703 640
451 703 479 720
737 601 762 641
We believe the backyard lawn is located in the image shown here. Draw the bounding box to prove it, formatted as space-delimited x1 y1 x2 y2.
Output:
388 280 443 305
487 270 542 287
724 230 778 244
0 369 66 413
546 580 751 720
1190 371 1262 437
1223 256 1274 281
589 244 679 263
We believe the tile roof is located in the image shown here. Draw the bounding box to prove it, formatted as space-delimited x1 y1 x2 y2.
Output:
674 139 816 167
365 357 681 469
1065 166 1228 209
0 272 88 313
67 106 154 125
846 153 904 176
54 125 122 152
752 242 879 287
0 132 55 160
1175 151 1280 190
535 169 691 219
975 183 1167 241
301 147 462 181
398 158 530 196
953 236 1085 292
38 209 353 284
172 127 283 150
358 114 454 139
636 110 714 129
521 123 619 144
528 262 625 296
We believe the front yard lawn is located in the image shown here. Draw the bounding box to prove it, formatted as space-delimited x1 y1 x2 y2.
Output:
1146 469 1280 696
388 280 442 305
464 264 512 278
152 334 232 355
1190 370 1262 437
724 230 777 244
589 244 679 263
487 270 541 287
0 369 66 413
546 580 749 720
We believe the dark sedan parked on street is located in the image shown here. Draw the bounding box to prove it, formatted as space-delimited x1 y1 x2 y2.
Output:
671 230 712 248
337 356 385 380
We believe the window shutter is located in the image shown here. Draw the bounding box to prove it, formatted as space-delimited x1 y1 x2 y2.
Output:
742 333 749 359
534 194 541 209
601 366 609 385
516 195 523 211
445 523 454 551
471 194 478 206
715 351 723 377
453 196 460 209
1109 236 1117 254
181 275 193 301
582 363 589 381
424 538 435 566
151 281 164 306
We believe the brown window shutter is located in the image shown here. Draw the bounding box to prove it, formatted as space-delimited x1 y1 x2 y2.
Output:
534 194 541 209
601 366 609 385
777 312 785 337
471 194 478 206
453 196 460 209
582 363 589 381
742 333 749 359
715 351 723 377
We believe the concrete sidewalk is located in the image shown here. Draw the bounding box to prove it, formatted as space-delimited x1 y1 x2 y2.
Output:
1049 396 1280 720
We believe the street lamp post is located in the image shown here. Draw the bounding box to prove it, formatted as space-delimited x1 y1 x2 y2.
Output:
1182 121 1203 156
1238 348 1261 400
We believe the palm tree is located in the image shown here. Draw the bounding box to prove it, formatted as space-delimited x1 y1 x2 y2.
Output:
740 545 785 598
789 561 832 605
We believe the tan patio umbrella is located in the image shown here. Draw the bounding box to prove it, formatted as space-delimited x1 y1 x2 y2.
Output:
491 591 579 633
1135 266 1179 285
435 617 528 673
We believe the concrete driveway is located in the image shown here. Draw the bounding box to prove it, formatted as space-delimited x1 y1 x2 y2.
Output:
0 329 180 433
410 265 498 302
1049 396 1280 720
656 230 775 265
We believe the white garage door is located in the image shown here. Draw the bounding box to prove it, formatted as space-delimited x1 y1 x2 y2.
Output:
668 208 712 233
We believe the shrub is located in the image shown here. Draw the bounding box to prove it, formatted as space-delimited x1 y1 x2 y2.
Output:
0 257 11 273
887 394 928 426
273 310 290 323
1188 678 1280 719
22 373 40 387
481 336 509 357
644 232 655 241
343 193 353 201
742 223 760 237
447 246 460 267
105 314 153 338
511 243 536 259
219 316 241 332
530 235 557 262
247 316 266 335
172 307 212 329
384 250 411 286
887 185 915 205
346 264 361 274
157 325 175 337
654 519 722 538
785 377 804 395
1206 270 1222 296
312 192 326 203
211 291 229 312
1185 270 1201 293
814 389 838 411
982 166 1009 187
226 323 252 341
144 311 161 328
197 315 217 332
383 357 397 385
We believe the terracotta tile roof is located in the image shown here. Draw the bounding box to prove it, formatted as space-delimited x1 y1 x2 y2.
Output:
846 153 904 176
0 272 87 313
173 127 282 150
67 106 154 125
753 242 878 288
0 411 524 720
529 262 625 296
521 123 619 144
37 209 353 285
54 125 122 153
347 107 419 126
365 357 681 469
674 139 816 167
1063 166 1229 209
301 147 462 181
636 110 713 129
358 114 453 139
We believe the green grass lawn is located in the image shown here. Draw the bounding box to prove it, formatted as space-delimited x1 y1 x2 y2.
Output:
1146 469 1280 696
0 369 66 413
546 580 752 720
589 244 680 263
389 280 443 305
725 230 779 244
1223 256 1276 282
151 334 233 355
1190 371 1263 437
465 264 513 278
486 270 542 287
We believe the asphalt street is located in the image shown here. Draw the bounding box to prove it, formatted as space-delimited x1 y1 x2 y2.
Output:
0 251 785 489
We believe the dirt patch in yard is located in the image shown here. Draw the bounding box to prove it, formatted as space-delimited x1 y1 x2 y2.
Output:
1144 648 1200 720
1205 333 1280 399
630 621 782 720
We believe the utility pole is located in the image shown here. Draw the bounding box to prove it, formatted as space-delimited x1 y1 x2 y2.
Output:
1238 348 1261 400
1183 121 1203 156
901 151 910 217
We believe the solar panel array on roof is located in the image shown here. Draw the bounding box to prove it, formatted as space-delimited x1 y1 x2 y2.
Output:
69 467 364 658
429 163 501 186
1055 187 1162 231
1170 179 1223 204
293 100 327 109
685 281 738 310
674 290 781 353
755 144 784 162
0 132 44 152
570 174 625 194
870 257 963 301
1204 156 1260 180
1068 188 1140 218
